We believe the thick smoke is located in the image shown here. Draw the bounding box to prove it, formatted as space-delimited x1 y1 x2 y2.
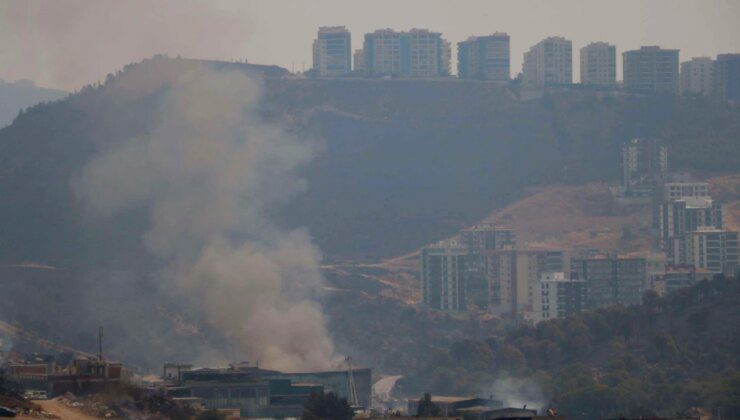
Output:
74 65 336 371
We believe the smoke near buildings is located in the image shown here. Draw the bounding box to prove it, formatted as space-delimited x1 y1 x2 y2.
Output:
73 64 336 371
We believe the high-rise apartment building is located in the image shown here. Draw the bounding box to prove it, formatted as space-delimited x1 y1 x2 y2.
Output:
623 46 679 93
714 54 740 102
312 27 352 77
532 272 586 324
522 37 573 86
685 228 739 275
573 258 647 309
457 33 510 81
353 49 365 74
486 249 569 316
580 42 616 87
660 197 723 239
420 244 470 312
680 57 715 95
622 138 668 192
363 29 451 78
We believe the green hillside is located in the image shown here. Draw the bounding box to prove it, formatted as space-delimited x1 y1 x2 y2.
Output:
397 276 740 419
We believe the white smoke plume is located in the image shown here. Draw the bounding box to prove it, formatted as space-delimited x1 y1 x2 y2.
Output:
74 64 337 371
481 376 549 413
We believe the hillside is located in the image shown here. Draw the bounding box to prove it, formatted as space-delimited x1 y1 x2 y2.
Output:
1 57 740 266
397 276 740 419
0 79 68 127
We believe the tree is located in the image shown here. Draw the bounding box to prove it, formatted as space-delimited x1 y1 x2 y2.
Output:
303 391 354 420
416 392 442 417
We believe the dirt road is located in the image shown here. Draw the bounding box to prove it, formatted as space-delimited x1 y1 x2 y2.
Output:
16 397 98 419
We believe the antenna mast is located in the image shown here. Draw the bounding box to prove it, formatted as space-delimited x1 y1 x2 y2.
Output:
98 326 104 361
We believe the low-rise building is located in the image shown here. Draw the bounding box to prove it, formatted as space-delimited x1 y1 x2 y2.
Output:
407 396 502 417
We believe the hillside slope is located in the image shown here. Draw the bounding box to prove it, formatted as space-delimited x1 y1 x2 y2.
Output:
397 276 740 419
0 80 68 127
1 57 740 266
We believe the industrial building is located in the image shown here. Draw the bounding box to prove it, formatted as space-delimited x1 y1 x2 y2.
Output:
165 362 372 418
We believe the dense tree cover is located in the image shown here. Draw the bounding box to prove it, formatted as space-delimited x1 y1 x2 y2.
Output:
302 391 354 420
396 276 740 419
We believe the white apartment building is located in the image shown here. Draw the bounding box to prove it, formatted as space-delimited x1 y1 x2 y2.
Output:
685 228 739 275
531 272 586 324
523 37 573 86
363 28 450 77
680 57 715 95
312 26 352 77
580 42 616 87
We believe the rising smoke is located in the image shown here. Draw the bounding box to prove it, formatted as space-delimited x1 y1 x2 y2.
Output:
74 65 337 371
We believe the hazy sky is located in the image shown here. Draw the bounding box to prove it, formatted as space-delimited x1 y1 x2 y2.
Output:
1 0 739 91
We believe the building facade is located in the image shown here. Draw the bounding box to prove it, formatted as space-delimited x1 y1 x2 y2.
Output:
420 244 469 311
680 57 715 95
353 49 365 74
623 46 679 93
522 37 572 86
685 228 739 275
312 26 352 77
714 53 740 102
573 257 647 309
622 138 668 192
660 197 723 264
580 42 616 87
457 33 510 81
532 272 586 324
363 29 451 78
486 249 569 316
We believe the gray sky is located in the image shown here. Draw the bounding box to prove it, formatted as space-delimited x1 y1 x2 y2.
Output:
1 0 739 91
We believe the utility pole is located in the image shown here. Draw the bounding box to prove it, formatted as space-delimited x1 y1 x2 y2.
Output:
98 326 104 361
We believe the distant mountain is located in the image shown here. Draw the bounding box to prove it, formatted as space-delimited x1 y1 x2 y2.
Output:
0 79 68 127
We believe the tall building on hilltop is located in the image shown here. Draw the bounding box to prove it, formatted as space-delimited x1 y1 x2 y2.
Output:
680 57 715 95
623 46 679 93
522 37 572 86
622 138 668 192
457 33 510 81
420 243 470 312
580 42 616 87
714 54 740 102
573 257 647 309
532 272 586 324
685 228 739 275
353 49 365 74
312 27 352 77
363 29 451 78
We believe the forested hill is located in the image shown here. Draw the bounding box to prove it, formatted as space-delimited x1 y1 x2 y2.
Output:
397 276 740 419
0 80 67 127
1 56 739 265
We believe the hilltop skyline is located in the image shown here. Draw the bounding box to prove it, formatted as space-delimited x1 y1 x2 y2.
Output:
1 0 739 91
